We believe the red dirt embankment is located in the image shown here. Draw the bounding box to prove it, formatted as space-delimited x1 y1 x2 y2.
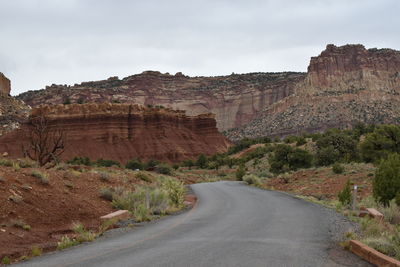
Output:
0 103 232 163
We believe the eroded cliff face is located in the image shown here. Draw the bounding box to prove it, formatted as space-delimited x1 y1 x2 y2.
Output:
0 73 30 136
0 103 231 163
0 73 11 95
17 72 305 131
226 44 400 141
298 44 400 95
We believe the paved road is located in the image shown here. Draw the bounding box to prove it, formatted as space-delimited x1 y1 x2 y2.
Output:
17 181 370 267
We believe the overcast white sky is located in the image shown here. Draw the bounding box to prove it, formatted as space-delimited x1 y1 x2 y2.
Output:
1 0 399 95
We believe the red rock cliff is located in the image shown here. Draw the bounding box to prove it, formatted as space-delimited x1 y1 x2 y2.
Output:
17 72 305 131
0 103 231 163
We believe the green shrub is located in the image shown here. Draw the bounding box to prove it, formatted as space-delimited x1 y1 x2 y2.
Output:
315 146 340 166
67 156 92 166
360 125 400 163
2 256 11 265
338 180 352 206
373 153 400 206
99 187 114 201
182 159 194 169
57 236 79 250
144 159 159 170
72 222 96 243
269 144 313 174
18 159 37 168
155 164 172 175
236 164 246 181
136 172 152 183
31 170 49 184
31 246 42 257
95 159 120 167
125 158 144 170
332 163 345 174
316 129 359 163
196 154 207 169
0 158 13 167
162 178 185 207
172 164 179 170
243 174 261 186
296 137 307 146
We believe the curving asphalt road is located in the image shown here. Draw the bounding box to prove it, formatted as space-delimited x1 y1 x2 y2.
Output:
16 181 370 267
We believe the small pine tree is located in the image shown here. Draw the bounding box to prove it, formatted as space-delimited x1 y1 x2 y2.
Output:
338 180 352 206
373 153 400 206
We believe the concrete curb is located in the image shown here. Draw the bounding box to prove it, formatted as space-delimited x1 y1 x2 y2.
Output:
350 240 400 266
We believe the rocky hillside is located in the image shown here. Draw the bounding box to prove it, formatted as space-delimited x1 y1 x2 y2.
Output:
17 72 305 131
0 103 231 163
0 73 30 136
226 44 400 141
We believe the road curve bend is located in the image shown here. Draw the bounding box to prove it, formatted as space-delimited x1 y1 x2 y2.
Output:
16 181 370 267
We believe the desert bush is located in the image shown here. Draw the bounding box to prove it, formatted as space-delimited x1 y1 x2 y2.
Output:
11 220 30 231
67 156 92 166
162 178 185 207
133 204 151 222
95 158 120 167
31 246 42 257
196 154 207 169
0 158 13 167
2 256 11 265
136 172 152 183
144 159 159 170
315 129 359 163
373 153 400 206
338 180 352 206
182 159 194 169
125 158 144 170
57 236 79 250
236 164 246 181
269 144 313 174
99 187 114 201
360 125 400 163
18 159 37 168
31 170 49 184
99 172 111 182
149 189 169 215
154 164 172 175
332 163 345 174
243 174 261 186
72 222 96 243
296 137 307 146
363 237 397 258
316 146 340 166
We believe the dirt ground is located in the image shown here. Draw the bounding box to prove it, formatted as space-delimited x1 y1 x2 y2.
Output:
265 163 375 201
0 163 150 260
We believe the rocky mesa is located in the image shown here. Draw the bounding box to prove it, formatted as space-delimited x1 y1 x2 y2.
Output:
17 72 305 131
226 44 400 141
0 103 231 163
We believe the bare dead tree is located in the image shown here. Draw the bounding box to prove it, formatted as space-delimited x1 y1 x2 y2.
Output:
23 114 66 167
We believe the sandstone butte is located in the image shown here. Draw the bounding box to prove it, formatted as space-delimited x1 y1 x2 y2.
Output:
0 103 232 163
226 44 400 141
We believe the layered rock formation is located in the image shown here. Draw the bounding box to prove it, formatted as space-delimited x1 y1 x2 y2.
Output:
0 73 30 136
0 103 231 163
17 72 305 131
0 73 11 95
226 44 400 141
